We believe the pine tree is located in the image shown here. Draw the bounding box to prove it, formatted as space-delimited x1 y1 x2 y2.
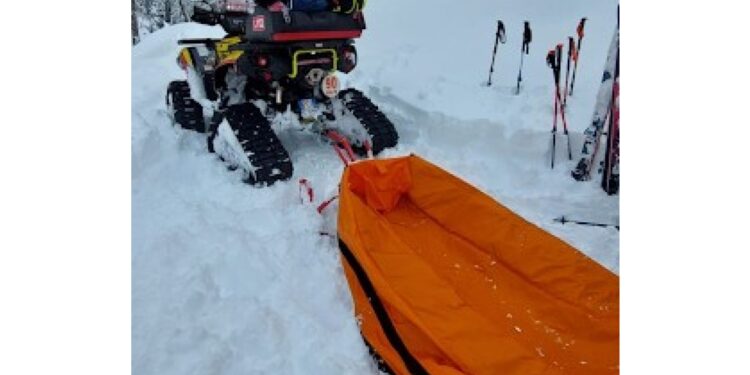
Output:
132 0 197 44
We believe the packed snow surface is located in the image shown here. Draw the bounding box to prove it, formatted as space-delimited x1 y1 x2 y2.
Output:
132 0 619 373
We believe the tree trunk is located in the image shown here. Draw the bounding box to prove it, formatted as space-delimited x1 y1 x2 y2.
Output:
131 0 140 45
180 0 190 23
165 0 172 24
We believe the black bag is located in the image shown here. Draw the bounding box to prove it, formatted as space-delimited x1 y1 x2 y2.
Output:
255 0 283 6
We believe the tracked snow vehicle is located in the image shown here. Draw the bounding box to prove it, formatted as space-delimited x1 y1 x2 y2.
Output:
166 0 398 186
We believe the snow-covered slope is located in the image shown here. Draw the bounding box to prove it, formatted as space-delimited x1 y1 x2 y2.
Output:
132 1 619 373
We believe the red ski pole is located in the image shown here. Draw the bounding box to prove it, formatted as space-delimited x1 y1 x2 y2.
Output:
556 81 573 160
569 17 587 96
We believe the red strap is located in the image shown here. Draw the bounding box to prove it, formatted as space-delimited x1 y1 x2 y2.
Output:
317 195 339 214
326 130 357 165
332 145 350 165
298 178 338 215
298 178 314 203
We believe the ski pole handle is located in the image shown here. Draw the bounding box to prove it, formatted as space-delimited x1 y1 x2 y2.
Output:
577 17 587 39
568 37 575 58
546 50 555 68
522 21 532 53
523 21 532 44
497 20 507 44
569 19 586 95
487 20 505 86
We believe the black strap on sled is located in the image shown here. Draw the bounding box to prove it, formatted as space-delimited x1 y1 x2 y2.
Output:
363 336 397 374
338 238 430 375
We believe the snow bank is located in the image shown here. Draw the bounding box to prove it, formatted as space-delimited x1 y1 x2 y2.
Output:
132 23 375 375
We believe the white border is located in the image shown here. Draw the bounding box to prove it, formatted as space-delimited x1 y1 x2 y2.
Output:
0 1 130 373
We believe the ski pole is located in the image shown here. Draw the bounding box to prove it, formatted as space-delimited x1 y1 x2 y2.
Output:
554 216 619 230
515 51 525 95
515 21 532 95
486 20 506 86
547 49 558 168
563 105 572 161
553 43 573 161
562 36 575 111
569 17 587 96
559 90 573 161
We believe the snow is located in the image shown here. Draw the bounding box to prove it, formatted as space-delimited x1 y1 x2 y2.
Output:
132 1 619 374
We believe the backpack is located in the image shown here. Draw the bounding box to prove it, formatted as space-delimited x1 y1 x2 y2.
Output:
258 0 365 13
290 0 330 11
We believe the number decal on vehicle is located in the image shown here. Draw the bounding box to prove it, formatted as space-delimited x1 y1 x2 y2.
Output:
322 74 340 98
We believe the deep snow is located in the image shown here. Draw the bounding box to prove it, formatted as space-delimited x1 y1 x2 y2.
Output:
132 1 619 373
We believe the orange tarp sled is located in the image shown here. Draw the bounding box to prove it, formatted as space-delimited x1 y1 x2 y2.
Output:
337 155 619 375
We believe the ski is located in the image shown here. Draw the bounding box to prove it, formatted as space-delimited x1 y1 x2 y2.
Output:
515 21 532 95
571 25 619 181
486 20 506 87
601 38 620 195
568 17 587 96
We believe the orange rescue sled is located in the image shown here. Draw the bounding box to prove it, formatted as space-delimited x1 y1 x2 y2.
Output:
337 155 619 375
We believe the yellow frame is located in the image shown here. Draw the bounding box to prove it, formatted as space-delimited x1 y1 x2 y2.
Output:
288 48 339 78
215 36 243 61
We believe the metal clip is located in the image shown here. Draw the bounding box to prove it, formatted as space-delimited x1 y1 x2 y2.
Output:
282 4 291 24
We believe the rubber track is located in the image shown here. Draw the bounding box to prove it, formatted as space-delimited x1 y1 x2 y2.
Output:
167 81 205 132
225 103 293 186
338 88 398 155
